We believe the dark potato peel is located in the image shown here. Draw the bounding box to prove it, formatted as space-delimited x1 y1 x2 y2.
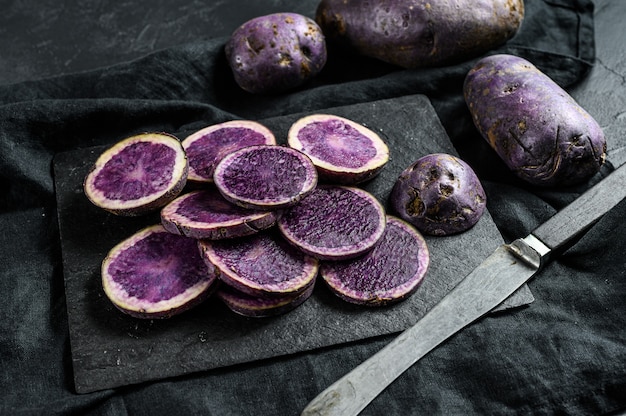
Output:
464 54 606 187
390 153 486 236
225 12 327 94
315 0 524 68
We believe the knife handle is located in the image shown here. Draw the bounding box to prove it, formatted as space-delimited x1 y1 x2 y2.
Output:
532 162 626 251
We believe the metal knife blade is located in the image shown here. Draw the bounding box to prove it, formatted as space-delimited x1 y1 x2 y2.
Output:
301 162 626 416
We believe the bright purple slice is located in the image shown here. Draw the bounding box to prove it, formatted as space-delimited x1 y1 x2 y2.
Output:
213 144 318 210
102 224 218 319
199 230 319 298
160 188 278 240
277 185 386 260
217 281 315 318
320 216 429 306
84 132 188 216
288 114 389 184
182 120 276 183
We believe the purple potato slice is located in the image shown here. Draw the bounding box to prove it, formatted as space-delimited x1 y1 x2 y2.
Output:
389 153 486 236
160 188 278 240
213 144 318 210
288 114 389 184
217 280 315 318
182 120 277 184
320 216 429 306
102 224 219 319
277 185 386 260
84 132 188 216
199 230 319 298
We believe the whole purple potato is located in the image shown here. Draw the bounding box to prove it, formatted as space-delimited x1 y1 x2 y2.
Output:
464 54 606 187
225 13 327 94
389 153 486 236
315 0 523 68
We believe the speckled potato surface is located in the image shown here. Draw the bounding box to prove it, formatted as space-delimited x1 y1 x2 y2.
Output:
390 153 486 236
225 12 327 94
321 216 429 306
464 54 606 187
316 0 524 68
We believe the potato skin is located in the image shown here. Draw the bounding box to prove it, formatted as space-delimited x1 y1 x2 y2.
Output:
225 13 327 94
464 54 606 187
389 153 486 236
315 0 524 68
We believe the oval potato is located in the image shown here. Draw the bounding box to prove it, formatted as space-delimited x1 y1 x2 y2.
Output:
315 0 524 68
463 54 606 187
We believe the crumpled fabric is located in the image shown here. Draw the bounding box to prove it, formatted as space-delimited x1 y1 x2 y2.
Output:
1 0 624 415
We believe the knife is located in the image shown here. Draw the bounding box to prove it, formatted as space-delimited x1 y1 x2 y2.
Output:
301 161 626 416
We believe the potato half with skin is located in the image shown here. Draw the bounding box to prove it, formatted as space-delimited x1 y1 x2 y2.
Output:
225 13 327 94
464 54 606 187
315 0 524 68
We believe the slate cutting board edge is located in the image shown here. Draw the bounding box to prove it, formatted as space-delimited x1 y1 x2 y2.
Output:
53 94 533 394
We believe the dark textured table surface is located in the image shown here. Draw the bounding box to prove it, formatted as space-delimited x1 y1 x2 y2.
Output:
1 1 625 415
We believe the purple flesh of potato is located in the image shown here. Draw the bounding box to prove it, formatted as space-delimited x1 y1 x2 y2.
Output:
321 216 429 306
199 230 319 298
463 54 606 187
84 132 188 216
390 153 486 236
277 185 386 260
160 188 278 240
287 114 389 184
225 12 327 94
182 120 276 184
217 280 315 318
213 144 318 210
102 224 219 319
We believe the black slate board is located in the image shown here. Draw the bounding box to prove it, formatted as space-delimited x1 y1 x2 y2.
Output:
54 95 534 394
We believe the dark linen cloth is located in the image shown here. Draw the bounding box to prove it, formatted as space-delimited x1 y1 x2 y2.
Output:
1 0 624 415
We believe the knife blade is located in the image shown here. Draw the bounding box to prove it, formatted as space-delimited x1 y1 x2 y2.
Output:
301 162 626 416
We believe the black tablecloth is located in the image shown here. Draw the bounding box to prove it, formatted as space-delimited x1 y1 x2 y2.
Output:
1 0 624 414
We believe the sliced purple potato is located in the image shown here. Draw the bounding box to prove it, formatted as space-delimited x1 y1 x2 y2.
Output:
182 120 277 184
320 216 429 306
199 230 319 298
213 144 318 210
217 281 315 318
160 188 278 240
84 132 188 216
277 185 386 260
102 224 219 319
389 153 487 236
287 114 389 184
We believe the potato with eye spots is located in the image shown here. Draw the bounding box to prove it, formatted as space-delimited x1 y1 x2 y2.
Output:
225 13 327 94
463 54 606 187
389 153 486 236
315 0 524 68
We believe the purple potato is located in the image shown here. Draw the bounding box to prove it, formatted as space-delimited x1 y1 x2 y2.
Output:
213 144 318 210
84 132 188 216
182 120 276 184
390 153 486 236
216 280 315 318
287 113 389 184
464 54 606 187
225 13 327 94
277 185 386 260
160 188 278 240
316 0 524 68
321 216 429 306
199 230 319 298
102 224 219 319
